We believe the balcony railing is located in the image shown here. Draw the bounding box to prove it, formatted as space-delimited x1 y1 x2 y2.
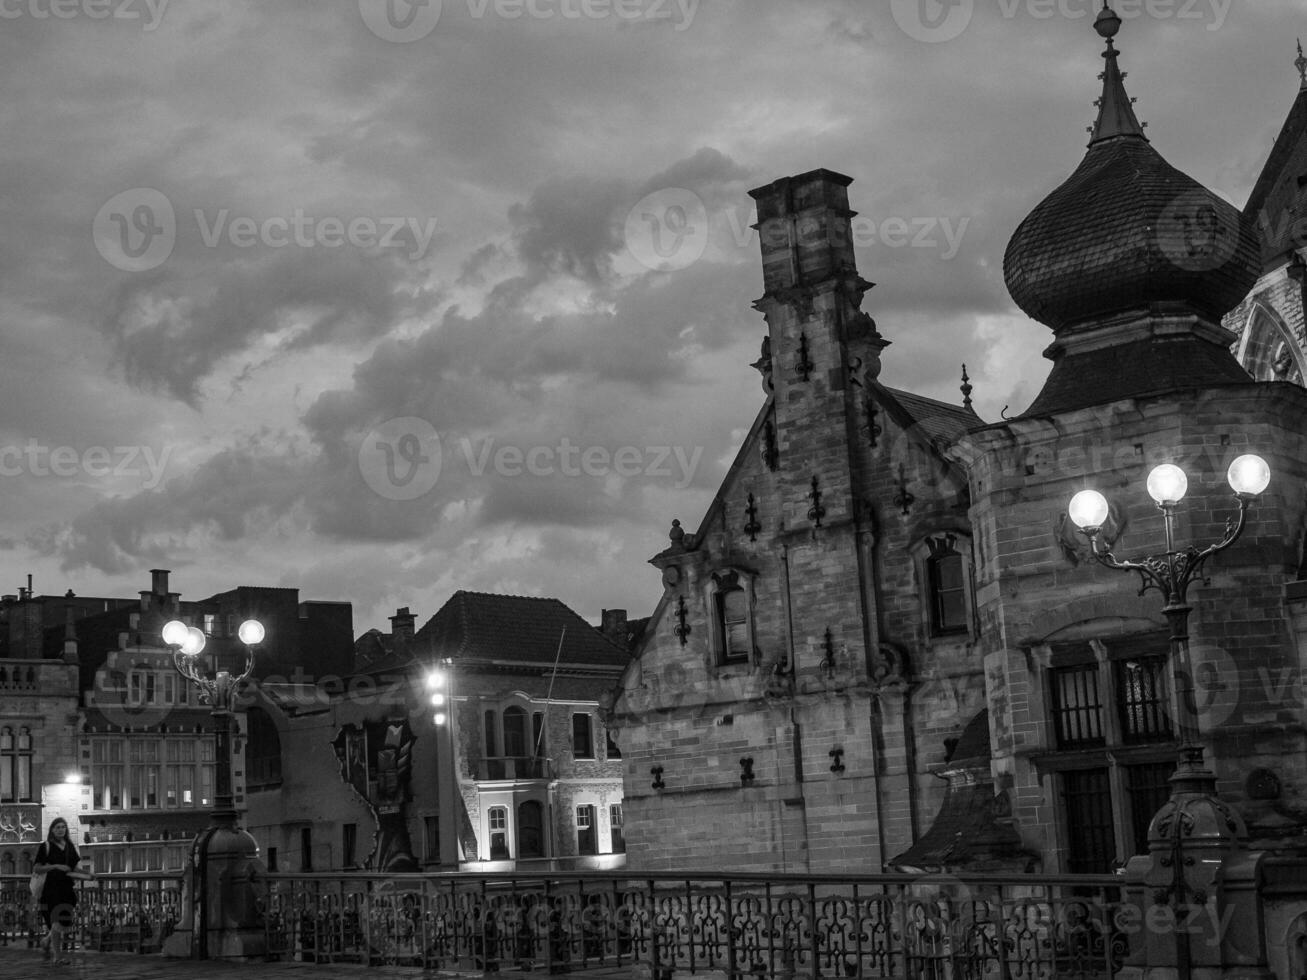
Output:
476 756 556 781
259 870 1126 978
0 872 182 953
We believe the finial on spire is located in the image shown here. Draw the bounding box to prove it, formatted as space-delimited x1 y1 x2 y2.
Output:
960 365 973 412
1088 2 1148 145
1297 38 1307 90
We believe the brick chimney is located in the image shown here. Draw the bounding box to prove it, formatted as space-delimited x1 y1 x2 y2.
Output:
601 609 628 643
749 169 858 296
390 607 416 640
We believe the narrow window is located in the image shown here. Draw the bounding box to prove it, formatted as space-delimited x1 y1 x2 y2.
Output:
605 728 622 760
1051 664 1105 748
716 586 750 663
484 710 498 758
300 827 313 872
503 706 528 758
572 714 594 759
342 824 357 868
1062 768 1115 874
1125 761 1175 855
488 807 509 860
424 816 440 862
1117 657 1172 744
926 537 969 634
576 804 597 856
609 804 625 853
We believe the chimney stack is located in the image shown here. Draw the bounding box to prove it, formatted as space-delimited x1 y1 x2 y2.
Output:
601 609 628 643
390 607 417 640
749 169 857 296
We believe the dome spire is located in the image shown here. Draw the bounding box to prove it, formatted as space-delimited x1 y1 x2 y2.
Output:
1089 3 1147 145
1296 38 1307 91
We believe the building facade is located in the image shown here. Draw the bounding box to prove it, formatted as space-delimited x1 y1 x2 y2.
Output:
244 591 629 873
0 568 353 876
610 13 1307 875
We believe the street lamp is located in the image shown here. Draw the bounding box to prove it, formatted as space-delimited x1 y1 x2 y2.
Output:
1069 455 1271 974
425 660 459 868
160 616 266 959
1068 455 1269 760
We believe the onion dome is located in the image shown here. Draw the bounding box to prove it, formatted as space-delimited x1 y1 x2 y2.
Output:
1003 5 1260 336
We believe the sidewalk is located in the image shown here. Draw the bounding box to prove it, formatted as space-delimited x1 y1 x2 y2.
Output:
0 946 649 980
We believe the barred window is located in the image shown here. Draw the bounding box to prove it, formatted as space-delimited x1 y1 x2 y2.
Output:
1051 664 1105 748
1117 657 1171 744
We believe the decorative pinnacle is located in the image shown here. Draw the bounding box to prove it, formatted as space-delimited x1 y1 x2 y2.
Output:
1297 38 1307 90
960 365 974 411
1089 2 1147 144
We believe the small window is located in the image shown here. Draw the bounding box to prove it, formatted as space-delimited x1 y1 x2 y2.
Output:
1117 657 1171 744
576 804 597 856
532 712 546 758
609 804 625 854
342 824 357 868
300 827 313 872
484 711 498 757
1051 663 1105 749
267 847 278 873
605 728 622 760
572 714 594 759
716 586 750 663
424 816 440 862
503 706 528 757
1063 768 1115 874
926 537 969 634
488 807 509 860
1126 761 1175 854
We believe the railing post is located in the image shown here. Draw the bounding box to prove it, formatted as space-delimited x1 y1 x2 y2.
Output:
807 881 818 980
723 879 736 980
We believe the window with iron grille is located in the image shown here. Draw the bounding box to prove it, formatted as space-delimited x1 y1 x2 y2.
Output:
1063 768 1115 874
1051 664 1105 748
1117 657 1172 744
1126 761 1175 855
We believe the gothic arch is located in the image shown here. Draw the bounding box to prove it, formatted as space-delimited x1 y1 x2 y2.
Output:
1236 301 1305 385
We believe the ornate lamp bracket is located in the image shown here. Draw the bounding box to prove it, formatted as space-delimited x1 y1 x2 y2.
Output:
673 595 692 647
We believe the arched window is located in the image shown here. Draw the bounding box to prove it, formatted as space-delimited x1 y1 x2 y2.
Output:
1238 304 1305 384
926 536 969 635
502 707 528 758
244 708 283 790
707 569 755 666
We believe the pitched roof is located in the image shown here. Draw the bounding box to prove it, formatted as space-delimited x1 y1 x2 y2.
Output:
401 591 629 670
1243 87 1307 268
879 386 982 443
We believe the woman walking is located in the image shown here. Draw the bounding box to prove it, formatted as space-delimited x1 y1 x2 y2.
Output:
34 817 84 965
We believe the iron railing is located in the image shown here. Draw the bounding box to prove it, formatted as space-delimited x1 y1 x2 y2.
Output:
260 870 1127 978
0 872 182 953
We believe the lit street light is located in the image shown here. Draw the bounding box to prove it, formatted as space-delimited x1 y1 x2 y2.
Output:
1068 455 1269 755
160 616 267 958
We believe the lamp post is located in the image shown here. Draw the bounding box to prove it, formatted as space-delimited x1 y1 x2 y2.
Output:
159 617 267 960
1067 453 1272 976
425 659 460 868
1067 454 1270 762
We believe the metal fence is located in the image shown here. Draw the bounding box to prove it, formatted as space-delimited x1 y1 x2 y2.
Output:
0 873 183 953
260 870 1126 978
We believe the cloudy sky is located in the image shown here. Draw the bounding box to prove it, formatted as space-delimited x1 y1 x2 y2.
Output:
0 0 1299 636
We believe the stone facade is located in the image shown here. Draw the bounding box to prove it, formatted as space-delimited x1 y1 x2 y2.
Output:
610 170 998 874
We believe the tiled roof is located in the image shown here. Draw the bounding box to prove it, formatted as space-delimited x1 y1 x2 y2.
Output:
1243 87 1307 268
399 591 629 670
1004 136 1260 334
881 387 983 442
1020 336 1251 417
